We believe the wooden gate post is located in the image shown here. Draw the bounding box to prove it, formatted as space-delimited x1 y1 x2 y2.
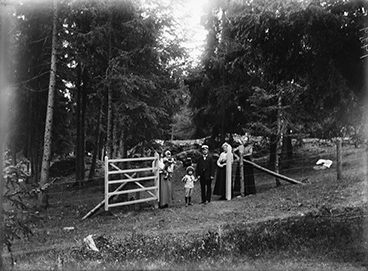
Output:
238 144 245 196
104 156 109 211
226 144 232 200
153 152 160 209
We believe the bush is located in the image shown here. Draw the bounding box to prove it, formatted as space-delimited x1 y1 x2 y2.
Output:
3 155 32 263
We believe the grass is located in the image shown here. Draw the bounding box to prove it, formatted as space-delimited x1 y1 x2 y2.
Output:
4 143 368 270
8 205 367 270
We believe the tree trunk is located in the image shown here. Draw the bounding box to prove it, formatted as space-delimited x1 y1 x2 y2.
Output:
220 8 227 144
28 94 43 184
281 131 293 168
80 68 87 181
274 95 282 187
75 64 82 186
107 92 113 158
121 129 127 158
269 134 277 169
88 102 102 180
99 131 105 161
113 120 119 158
119 135 124 158
106 14 113 158
76 66 87 186
283 134 293 160
38 0 58 209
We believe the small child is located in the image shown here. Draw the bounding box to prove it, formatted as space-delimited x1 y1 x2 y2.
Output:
163 150 175 180
181 166 197 207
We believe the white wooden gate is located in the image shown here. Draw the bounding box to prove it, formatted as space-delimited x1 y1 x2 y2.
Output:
104 153 160 211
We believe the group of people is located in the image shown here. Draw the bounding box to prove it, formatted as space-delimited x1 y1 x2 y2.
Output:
158 141 256 208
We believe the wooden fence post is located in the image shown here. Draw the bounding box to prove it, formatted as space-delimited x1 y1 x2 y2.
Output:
104 156 109 211
153 152 159 209
226 144 232 200
336 138 342 181
239 144 244 196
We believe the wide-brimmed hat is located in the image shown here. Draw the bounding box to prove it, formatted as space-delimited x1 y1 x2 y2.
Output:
186 166 194 173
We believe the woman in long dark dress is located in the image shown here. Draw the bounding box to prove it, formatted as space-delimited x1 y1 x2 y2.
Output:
158 152 169 208
243 142 256 195
213 142 232 200
159 150 175 208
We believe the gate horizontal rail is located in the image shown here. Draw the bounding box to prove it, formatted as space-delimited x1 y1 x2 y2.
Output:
104 154 160 211
107 175 156 185
107 185 158 196
108 156 155 163
108 196 158 208
108 166 155 175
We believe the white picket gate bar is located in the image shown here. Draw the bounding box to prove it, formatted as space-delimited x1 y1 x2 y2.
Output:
104 153 160 211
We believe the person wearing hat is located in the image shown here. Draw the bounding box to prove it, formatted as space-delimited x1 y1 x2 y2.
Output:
195 144 215 204
160 150 175 208
233 135 256 197
213 142 234 200
243 139 256 196
181 166 197 207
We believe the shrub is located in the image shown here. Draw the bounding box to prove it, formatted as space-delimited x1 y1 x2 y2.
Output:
3 154 32 263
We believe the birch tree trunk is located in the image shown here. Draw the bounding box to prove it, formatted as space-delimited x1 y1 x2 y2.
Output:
275 94 282 187
38 0 58 208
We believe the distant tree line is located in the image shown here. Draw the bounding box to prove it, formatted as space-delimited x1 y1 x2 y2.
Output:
6 0 187 193
185 0 367 152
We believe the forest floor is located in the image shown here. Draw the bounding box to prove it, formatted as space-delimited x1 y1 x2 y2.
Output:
4 141 368 270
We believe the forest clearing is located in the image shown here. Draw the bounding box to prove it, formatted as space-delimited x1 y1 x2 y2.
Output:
1 0 367 270
3 140 367 270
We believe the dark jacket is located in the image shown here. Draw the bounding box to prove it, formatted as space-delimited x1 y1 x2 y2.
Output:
195 154 215 180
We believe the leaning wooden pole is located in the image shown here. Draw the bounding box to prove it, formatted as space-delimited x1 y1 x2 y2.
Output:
82 174 136 220
82 183 128 220
243 159 305 185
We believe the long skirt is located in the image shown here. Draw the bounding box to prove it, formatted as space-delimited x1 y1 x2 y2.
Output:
244 156 256 195
213 166 226 198
159 173 172 207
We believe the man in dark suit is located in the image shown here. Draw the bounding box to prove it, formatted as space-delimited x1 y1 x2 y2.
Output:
195 144 215 204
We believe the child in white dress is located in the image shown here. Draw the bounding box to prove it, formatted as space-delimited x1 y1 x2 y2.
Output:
181 166 197 207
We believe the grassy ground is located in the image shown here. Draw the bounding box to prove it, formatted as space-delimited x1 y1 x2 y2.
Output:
3 141 368 270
